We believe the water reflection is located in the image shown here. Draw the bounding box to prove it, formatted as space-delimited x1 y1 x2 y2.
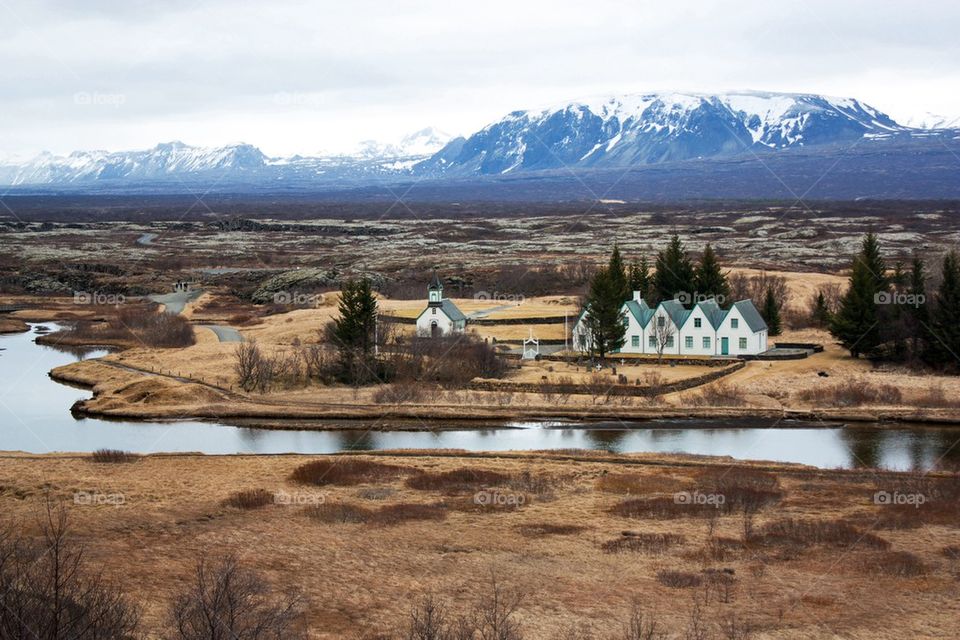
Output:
1 324 959 471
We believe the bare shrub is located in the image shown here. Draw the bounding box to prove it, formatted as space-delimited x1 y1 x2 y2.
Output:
656 570 702 588
304 502 371 524
371 503 448 526
290 458 408 486
356 487 396 501
619 604 667 640
0 499 141 639
59 304 195 348
235 340 264 392
401 572 524 640
795 378 903 407
169 555 305 639
372 380 434 404
91 448 140 463
854 550 929 577
601 533 685 554
223 488 274 510
749 518 890 550
515 523 587 538
687 383 747 407
917 383 960 408
385 335 507 387
406 468 511 494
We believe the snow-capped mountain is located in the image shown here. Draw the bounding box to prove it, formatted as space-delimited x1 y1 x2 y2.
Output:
419 91 912 175
346 127 452 160
900 112 960 130
3 141 267 185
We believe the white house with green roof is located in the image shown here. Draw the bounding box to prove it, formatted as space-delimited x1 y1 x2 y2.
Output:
415 272 467 338
572 292 768 357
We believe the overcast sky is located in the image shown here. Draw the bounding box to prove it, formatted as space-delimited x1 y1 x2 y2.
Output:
1 0 958 159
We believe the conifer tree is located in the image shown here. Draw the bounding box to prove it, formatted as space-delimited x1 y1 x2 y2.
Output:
628 256 651 301
583 267 627 360
761 287 782 336
332 277 379 383
908 254 931 361
608 244 630 303
830 233 889 358
811 291 831 328
929 250 960 370
694 243 731 306
653 234 695 305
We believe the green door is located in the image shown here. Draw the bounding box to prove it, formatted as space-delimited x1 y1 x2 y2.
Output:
721 337 729 355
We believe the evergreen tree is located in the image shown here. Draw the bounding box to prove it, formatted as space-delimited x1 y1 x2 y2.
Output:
761 287 782 336
628 256 651 301
653 234 695 305
332 277 379 383
811 291 831 328
608 244 630 303
929 250 960 370
694 243 731 306
583 267 627 360
830 233 889 358
908 254 931 361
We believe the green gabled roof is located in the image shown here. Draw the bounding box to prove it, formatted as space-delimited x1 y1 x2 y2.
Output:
691 299 728 330
659 299 690 327
732 299 767 332
623 299 655 328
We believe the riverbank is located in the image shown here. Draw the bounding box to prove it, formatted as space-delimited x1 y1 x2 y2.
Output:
52 356 960 428
0 450 956 639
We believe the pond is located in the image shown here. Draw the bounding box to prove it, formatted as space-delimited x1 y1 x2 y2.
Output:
1 324 958 470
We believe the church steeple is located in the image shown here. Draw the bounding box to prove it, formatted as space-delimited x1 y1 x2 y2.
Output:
428 271 443 304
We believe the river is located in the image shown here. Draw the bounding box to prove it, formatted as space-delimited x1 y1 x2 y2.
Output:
1 324 957 470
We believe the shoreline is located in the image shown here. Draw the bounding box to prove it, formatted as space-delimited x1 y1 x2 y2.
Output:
51 365 960 429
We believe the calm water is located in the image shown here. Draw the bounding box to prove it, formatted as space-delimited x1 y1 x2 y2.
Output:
1 324 958 470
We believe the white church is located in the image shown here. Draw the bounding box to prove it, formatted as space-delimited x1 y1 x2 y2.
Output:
415 272 467 337
572 292 768 357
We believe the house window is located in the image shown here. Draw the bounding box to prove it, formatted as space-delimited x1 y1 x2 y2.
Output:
703 337 711 349
739 337 747 349
631 335 640 348
657 316 665 328
685 336 693 349
648 336 656 348
666 336 674 348
694 318 702 328
731 318 739 329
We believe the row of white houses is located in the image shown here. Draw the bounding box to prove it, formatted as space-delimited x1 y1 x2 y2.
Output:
572 293 769 357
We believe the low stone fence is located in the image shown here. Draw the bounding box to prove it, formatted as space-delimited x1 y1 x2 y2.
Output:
468 361 745 397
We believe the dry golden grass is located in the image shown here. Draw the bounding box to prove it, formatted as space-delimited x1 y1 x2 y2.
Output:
0 452 957 639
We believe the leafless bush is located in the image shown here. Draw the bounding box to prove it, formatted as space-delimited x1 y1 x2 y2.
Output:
91 448 140 463
304 502 371 524
384 335 507 388
656 570 702 588
169 555 305 639
795 378 903 407
854 550 929 577
0 499 141 639
514 523 587 538
748 518 890 550
371 503 448 526
619 604 666 640
601 533 685 554
406 468 511 494
371 380 434 404
59 304 195 348
223 488 274 510
290 458 408 486
687 383 747 407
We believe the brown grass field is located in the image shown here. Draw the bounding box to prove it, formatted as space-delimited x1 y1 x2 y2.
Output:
2 451 958 639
